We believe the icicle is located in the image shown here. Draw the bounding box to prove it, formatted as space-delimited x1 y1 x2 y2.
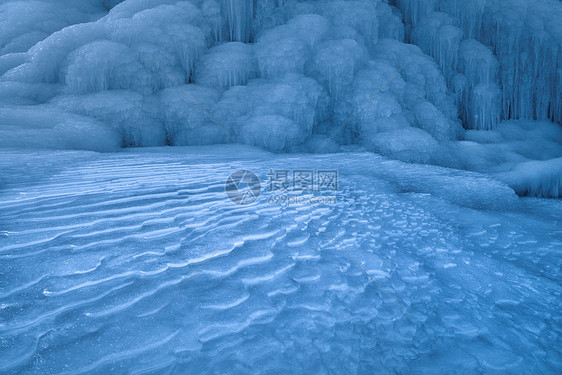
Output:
451 73 468 124
459 39 498 88
439 0 486 39
194 42 256 91
395 0 438 39
411 12 462 81
469 83 501 130
222 0 254 43
398 0 562 124
376 2 404 42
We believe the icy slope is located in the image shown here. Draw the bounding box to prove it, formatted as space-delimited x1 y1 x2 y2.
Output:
0 146 561 373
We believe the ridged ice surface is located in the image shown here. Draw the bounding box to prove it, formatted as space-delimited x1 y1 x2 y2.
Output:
1 146 561 373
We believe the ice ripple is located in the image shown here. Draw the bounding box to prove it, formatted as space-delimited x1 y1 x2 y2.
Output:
0 147 560 373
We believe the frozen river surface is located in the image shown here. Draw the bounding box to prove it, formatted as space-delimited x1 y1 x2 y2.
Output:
0 146 561 374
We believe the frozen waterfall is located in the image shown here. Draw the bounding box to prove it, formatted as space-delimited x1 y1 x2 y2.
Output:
1 2 562 373
0 0 561 196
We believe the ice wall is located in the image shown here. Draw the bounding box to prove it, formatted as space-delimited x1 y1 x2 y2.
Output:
0 0 560 196
222 0 254 42
395 0 562 126
3 0 454 154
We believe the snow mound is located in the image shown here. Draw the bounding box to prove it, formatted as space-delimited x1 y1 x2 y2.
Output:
380 158 518 209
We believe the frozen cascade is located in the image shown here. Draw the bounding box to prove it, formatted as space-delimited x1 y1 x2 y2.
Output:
0 0 560 196
458 39 498 88
394 0 438 39
394 0 562 125
439 0 486 40
458 39 501 130
222 0 254 43
410 12 461 81
0 3 562 372
470 83 501 131
376 1 405 42
194 42 257 91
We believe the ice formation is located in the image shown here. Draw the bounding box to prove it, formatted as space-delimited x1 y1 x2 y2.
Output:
2 146 560 373
394 0 562 125
1 2 562 372
0 0 560 196
194 42 257 91
498 157 562 198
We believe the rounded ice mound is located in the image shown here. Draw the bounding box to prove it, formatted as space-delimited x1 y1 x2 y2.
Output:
105 2 208 78
0 0 108 55
255 14 329 78
413 101 463 140
367 127 440 164
334 39 461 157
216 74 327 145
335 62 407 144
3 22 106 84
256 36 308 78
194 42 257 91
158 84 222 146
53 90 166 147
237 115 302 152
0 105 119 151
317 0 380 48
371 39 458 122
312 39 367 99
63 40 147 94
